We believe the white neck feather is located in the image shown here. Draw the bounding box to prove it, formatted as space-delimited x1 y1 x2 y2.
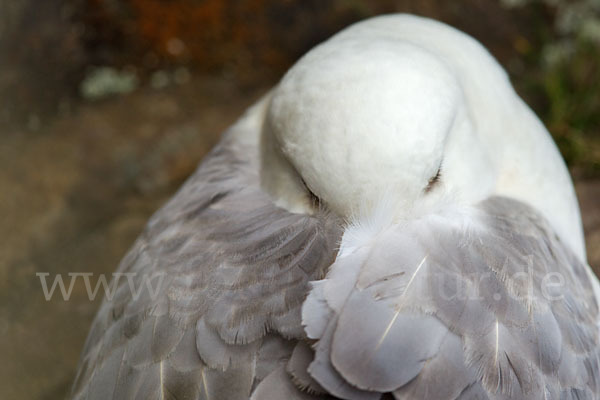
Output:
259 14 586 261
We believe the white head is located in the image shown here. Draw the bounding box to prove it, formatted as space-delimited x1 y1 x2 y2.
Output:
261 28 494 221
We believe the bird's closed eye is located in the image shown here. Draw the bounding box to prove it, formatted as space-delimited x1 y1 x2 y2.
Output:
425 165 442 193
301 178 320 205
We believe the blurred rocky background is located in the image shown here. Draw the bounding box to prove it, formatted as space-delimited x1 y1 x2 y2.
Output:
0 0 598 398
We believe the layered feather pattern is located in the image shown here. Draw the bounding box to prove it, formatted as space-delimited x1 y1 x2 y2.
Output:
303 197 600 400
71 113 342 399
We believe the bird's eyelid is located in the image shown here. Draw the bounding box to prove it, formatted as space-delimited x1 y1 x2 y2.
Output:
301 177 320 205
424 160 443 193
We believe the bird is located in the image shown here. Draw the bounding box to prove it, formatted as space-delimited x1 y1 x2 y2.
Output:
71 14 600 400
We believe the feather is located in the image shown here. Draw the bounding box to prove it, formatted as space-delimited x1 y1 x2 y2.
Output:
392 333 478 400
195 317 260 370
330 290 447 392
302 281 334 340
85 347 124 400
255 334 295 382
308 319 381 400
250 366 323 400
287 341 327 394
199 363 257 400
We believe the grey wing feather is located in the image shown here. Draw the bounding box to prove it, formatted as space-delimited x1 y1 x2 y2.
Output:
305 196 600 400
392 333 482 400
287 341 328 394
251 366 332 400
330 289 447 392
71 100 341 399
